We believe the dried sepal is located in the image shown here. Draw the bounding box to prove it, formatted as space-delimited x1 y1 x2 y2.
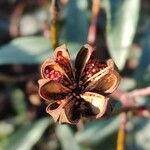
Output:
46 98 79 124
54 44 75 79
38 79 71 101
80 92 108 118
46 99 70 124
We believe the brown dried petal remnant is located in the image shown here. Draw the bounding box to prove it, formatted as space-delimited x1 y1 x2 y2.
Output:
38 44 120 124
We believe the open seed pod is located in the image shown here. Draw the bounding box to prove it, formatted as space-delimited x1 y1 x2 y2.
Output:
38 44 121 124
75 44 114 87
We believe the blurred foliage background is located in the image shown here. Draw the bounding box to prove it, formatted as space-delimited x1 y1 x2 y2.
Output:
0 0 150 150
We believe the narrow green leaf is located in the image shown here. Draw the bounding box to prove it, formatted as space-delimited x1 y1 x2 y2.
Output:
10 88 27 115
134 34 150 79
0 36 82 64
56 125 81 150
65 42 82 62
0 121 14 139
104 0 140 70
75 117 119 146
2 118 51 150
0 36 52 64
63 0 88 44
126 117 150 150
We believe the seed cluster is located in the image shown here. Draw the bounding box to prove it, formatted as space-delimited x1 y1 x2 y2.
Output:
45 68 64 82
82 59 107 79
56 53 72 76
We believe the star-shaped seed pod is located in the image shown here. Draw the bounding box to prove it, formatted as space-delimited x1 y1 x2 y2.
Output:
38 44 120 124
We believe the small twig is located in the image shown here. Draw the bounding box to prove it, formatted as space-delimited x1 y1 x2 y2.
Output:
87 0 100 45
113 87 150 149
76 120 84 130
9 2 25 37
105 106 149 118
128 86 150 97
50 0 60 49
111 86 150 106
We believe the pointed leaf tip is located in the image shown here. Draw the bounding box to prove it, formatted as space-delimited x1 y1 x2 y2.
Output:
58 44 67 49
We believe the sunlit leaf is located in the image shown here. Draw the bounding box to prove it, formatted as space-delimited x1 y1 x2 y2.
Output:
119 78 136 91
76 117 119 146
62 0 88 44
56 125 81 150
0 121 14 139
134 33 150 80
103 0 140 70
0 36 82 64
10 88 27 115
126 117 150 150
0 36 51 64
1 118 51 150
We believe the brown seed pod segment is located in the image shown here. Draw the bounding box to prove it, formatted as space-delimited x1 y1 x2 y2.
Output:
54 44 75 79
46 98 80 124
40 58 72 85
80 92 108 118
46 99 71 124
92 59 120 94
94 70 120 94
82 58 107 80
84 59 120 94
75 44 94 79
38 79 71 101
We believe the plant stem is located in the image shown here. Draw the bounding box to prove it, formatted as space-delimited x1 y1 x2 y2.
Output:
111 86 150 106
50 0 60 49
116 113 127 150
105 106 149 118
87 0 100 45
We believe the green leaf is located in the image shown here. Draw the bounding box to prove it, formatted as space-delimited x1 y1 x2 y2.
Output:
63 0 88 44
1 118 51 150
0 36 82 64
0 36 52 64
75 117 119 146
104 0 140 70
134 119 150 150
10 88 27 115
56 125 81 150
119 78 136 91
134 34 150 79
64 42 82 62
0 121 14 139
126 117 150 150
